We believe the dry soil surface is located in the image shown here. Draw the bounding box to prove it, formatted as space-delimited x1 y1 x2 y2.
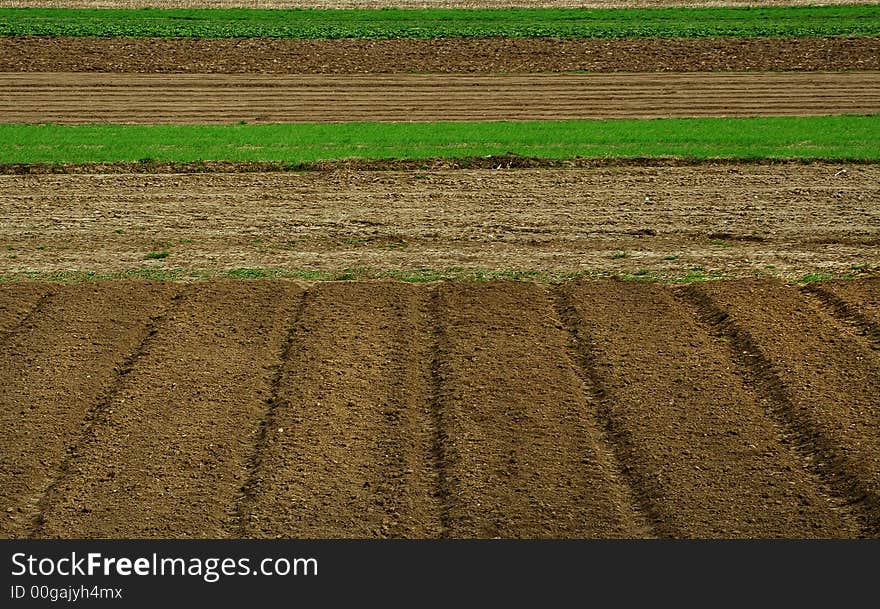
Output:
1 164 877 278
3 72 878 123
1 277 878 538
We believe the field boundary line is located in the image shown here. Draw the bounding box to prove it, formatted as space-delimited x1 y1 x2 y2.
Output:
27 286 186 537
550 285 661 538
801 283 880 351
677 284 876 537
229 287 310 538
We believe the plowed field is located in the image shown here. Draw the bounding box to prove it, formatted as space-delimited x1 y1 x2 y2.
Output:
1 278 878 538
4 72 878 123
4 36 877 74
2 164 877 278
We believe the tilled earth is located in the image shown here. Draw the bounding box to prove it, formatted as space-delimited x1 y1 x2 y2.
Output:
3 36 878 74
4 72 878 123
0 277 878 538
1 164 877 278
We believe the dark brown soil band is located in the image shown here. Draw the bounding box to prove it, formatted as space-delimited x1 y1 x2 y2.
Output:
2 36 878 74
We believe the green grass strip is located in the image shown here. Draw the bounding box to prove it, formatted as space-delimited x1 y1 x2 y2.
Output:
2 6 879 39
2 116 878 164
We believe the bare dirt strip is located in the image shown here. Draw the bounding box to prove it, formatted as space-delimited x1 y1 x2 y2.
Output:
803 278 880 349
4 37 878 74
241 282 443 538
1 164 877 279
3 72 879 123
1 278 878 539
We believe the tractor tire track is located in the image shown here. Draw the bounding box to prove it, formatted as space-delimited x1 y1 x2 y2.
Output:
34 280 304 538
560 280 859 537
243 282 442 538
0 281 176 538
682 279 880 536
434 281 645 538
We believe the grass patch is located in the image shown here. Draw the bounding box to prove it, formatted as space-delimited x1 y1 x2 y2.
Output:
145 250 170 259
3 116 877 165
1 6 877 39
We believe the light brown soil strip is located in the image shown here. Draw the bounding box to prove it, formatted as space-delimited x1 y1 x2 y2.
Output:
682 279 880 536
1 165 876 279
434 282 647 538
35 280 303 538
802 279 880 349
558 280 859 537
0 281 176 538
242 282 443 538
4 72 878 123
3 37 878 74
0 283 53 338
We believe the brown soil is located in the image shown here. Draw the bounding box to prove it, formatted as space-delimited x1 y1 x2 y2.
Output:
242 282 443 538
0 281 177 537
682 279 880 534
4 36 878 74
36 280 305 537
557 280 859 537
1 164 877 279
1 278 878 539
5 72 878 123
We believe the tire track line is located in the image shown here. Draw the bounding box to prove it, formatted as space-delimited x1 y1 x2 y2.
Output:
679 284 877 537
426 286 453 538
801 283 880 351
243 283 442 538
230 288 310 538
552 286 666 538
29 288 185 537
435 282 644 537
0 288 54 348
0 282 178 538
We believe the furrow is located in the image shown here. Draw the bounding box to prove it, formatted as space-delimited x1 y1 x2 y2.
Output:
243 282 443 538
802 280 880 350
551 286 661 537
560 281 859 537
0 283 54 345
35 280 304 538
0 281 177 538
427 286 453 537
434 281 646 538
28 288 185 537
228 288 309 537
680 280 880 537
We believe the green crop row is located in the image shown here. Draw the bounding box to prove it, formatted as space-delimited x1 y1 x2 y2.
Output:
1 6 879 39
2 115 878 164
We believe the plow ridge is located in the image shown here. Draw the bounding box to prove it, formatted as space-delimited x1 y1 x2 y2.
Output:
679 284 877 536
550 286 659 537
29 288 185 536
